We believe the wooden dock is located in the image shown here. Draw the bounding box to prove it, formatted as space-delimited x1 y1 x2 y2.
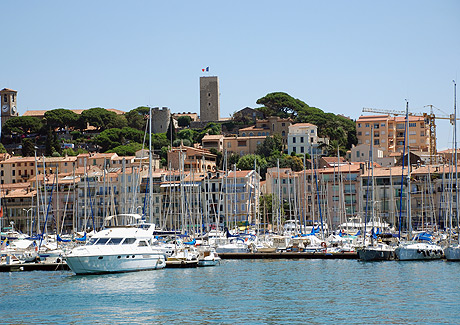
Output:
0 262 70 272
219 252 358 260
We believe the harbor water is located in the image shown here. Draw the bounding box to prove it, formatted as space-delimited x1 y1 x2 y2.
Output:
1 259 460 324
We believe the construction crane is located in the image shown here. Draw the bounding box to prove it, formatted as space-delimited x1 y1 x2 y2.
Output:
362 106 459 164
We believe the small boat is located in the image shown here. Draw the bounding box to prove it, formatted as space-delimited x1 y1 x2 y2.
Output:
197 247 221 267
166 248 199 268
65 223 167 275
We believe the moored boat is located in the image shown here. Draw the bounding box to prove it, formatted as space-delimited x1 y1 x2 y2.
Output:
65 224 167 275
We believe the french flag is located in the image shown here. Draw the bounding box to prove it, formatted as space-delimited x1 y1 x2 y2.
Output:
202 67 209 72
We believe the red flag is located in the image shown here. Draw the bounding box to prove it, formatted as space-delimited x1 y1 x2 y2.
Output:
0 206 3 218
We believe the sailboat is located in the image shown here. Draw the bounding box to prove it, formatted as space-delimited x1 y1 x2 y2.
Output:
395 101 444 261
445 80 460 261
357 127 395 261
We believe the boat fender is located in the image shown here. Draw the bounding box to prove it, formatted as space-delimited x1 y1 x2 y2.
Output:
321 242 327 249
417 249 422 254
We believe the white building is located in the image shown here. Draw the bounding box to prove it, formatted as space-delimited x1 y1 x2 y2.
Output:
287 123 328 156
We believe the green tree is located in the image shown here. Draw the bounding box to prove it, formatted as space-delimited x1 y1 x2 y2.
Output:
256 135 283 157
78 107 120 131
21 138 35 157
44 109 79 129
177 129 195 143
173 139 191 147
108 142 143 156
177 116 192 127
0 143 6 153
279 155 304 172
107 114 128 129
259 194 274 224
236 154 268 174
1 116 43 135
125 107 149 130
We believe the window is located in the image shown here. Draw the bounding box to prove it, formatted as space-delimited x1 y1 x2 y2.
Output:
356 151 360 158
381 131 385 135
12 170 15 176
374 123 379 129
227 143 231 148
365 123 370 127
381 123 385 127
300 137 304 143
282 123 285 126
241 133 246 136
409 131 416 135
421 132 425 136
123 238 136 245
292 147 296 153
374 132 379 137
238 140 246 147
300 147 304 153
357 132 362 136
365 132 369 136
282 131 285 136
241 193 245 200
293 137 296 143
374 139 380 145
311 129 314 134
3 95 6 102
358 123 361 128
409 123 416 127
396 123 404 129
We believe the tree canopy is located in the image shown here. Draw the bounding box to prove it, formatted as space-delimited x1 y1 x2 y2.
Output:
1 116 43 135
78 107 123 131
256 92 357 154
125 106 149 130
44 109 78 129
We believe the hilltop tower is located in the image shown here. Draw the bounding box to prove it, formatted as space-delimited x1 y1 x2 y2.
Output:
200 76 220 122
151 107 171 134
1 88 19 127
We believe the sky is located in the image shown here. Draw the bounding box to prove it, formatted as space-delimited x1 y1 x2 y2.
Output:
1 1 459 150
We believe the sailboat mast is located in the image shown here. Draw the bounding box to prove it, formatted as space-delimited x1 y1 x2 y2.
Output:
406 100 412 240
454 80 459 243
149 107 153 223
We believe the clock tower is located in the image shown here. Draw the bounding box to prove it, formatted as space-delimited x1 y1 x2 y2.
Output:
1 88 18 127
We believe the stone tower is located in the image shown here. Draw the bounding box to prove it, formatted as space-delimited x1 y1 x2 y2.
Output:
200 76 220 122
1 88 19 127
151 107 170 134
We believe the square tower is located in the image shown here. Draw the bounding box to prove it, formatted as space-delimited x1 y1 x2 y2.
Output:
1 88 19 127
200 76 220 122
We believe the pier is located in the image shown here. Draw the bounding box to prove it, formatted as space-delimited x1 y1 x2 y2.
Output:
219 252 358 260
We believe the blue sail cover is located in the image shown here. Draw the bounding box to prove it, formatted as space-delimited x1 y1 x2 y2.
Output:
75 233 87 241
183 238 196 245
412 232 433 242
57 234 71 242
355 230 361 236
371 228 377 239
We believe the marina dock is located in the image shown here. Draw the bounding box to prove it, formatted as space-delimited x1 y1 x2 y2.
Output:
0 262 70 272
219 252 358 260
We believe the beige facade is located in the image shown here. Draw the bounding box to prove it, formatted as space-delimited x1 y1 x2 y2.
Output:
167 146 216 172
222 136 266 156
202 134 224 152
239 116 292 146
356 115 430 156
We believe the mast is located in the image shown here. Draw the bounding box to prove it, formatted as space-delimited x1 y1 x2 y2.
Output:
149 107 153 223
453 80 458 243
406 100 412 240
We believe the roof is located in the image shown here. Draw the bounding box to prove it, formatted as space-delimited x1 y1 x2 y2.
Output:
202 134 224 141
224 170 255 178
0 88 17 93
239 126 268 131
290 123 316 127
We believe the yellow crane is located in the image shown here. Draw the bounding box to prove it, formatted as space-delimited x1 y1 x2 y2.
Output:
362 106 459 164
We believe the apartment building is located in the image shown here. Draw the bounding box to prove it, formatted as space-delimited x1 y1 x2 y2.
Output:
356 115 430 155
167 146 217 172
287 123 329 156
239 116 292 146
222 136 266 156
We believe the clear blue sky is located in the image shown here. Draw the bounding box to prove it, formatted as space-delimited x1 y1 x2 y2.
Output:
1 1 459 149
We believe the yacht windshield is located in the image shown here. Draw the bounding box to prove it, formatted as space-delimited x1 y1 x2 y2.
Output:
122 238 136 245
86 238 98 245
106 238 123 245
95 238 110 245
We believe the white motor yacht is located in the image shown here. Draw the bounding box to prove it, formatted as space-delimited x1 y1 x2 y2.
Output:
65 224 167 275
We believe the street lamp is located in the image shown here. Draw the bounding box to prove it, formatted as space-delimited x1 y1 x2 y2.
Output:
23 208 33 236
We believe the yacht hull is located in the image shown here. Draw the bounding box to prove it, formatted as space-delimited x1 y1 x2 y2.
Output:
445 245 460 261
357 248 394 261
395 243 444 261
66 254 166 275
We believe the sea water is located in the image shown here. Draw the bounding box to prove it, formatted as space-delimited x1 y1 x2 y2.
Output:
1 259 459 324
